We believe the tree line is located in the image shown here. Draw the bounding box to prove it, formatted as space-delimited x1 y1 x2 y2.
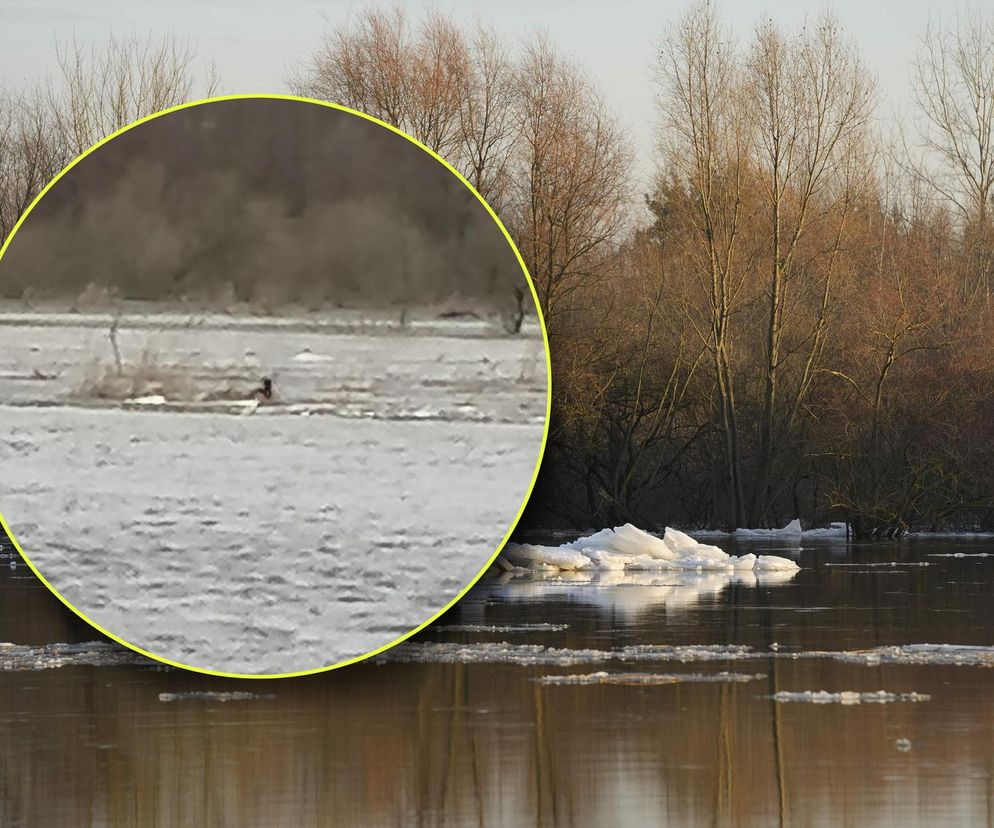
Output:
2 5 993 533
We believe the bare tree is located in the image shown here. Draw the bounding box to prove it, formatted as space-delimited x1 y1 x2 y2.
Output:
0 85 66 244
745 13 875 524
512 35 631 324
1 33 219 249
655 2 751 528
293 10 630 330
292 8 521 212
457 23 518 213
292 8 467 156
48 35 219 155
821 216 958 536
48 33 220 157
912 10 994 300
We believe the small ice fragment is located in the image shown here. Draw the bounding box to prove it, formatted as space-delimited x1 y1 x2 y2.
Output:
895 738 913 752
293 349 332 362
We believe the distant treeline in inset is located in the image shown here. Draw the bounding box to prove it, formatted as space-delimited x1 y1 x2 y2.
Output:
0 97 525 313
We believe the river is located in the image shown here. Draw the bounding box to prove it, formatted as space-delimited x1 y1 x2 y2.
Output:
2 533 992 825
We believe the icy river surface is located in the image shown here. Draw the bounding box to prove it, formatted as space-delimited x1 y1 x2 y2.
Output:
2 532 994 826
0 312 548 673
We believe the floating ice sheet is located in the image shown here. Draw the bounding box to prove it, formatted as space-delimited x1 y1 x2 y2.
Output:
773 690 930 705
536 671 765 685
432 623 570 633
380 641 762 666
928 552 994 558
811 644 994 668
823 562 931 568
384 639 994 669
694 520 849 540
158 691 275 702
735 519 803 539
0 641 157 671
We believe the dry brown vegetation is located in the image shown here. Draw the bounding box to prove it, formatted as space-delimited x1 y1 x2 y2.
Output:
73 346 193 402
299 4 993 534
2 7 993 534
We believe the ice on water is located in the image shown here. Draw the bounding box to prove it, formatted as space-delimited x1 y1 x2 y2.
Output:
500 523 800 574
773 690 930 705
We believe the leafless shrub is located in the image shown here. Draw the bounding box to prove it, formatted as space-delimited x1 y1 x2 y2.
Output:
73 346 192 401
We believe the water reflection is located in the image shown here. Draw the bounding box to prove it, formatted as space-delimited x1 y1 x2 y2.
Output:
477 568 799 617
3 535 994 826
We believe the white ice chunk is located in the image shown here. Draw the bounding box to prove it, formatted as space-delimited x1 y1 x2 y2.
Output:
735 518 802 539
505 524 799 573
754 554 801 571
663 526 700 555
292 349 333 362
804 522 850 538
501 542 592 571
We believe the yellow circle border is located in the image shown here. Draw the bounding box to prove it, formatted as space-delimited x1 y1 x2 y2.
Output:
0 93 552 680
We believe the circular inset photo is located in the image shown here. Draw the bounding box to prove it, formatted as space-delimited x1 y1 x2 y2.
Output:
0 95 549 676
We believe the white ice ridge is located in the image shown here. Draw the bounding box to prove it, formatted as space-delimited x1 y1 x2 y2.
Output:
499 524 800 573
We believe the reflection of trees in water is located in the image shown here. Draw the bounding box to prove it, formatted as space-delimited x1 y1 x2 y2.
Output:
3 653 994 824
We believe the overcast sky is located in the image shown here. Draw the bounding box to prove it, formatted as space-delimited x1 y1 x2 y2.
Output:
0 0 975 190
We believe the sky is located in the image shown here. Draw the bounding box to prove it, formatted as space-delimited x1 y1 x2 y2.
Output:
0 0 974 191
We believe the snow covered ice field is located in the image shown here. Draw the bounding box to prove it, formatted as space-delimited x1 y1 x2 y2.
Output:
0 311 547 673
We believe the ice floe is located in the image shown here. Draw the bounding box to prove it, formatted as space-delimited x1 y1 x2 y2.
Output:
536 671 765 685
0 641 156 671
384 639 994 669
801 522 851 538
772 690 930 704
906 530 994 539
432 623 570 633
812 644 994 668
928 552 994 558
823 562 931 568
694 520 849 539
158 691 275 702
499 524 800 574
380 641 761 666
735 518 803 539
124 394 167 406
292 348 334 363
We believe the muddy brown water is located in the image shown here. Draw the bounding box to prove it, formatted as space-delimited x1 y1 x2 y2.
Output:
2 532 993 826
